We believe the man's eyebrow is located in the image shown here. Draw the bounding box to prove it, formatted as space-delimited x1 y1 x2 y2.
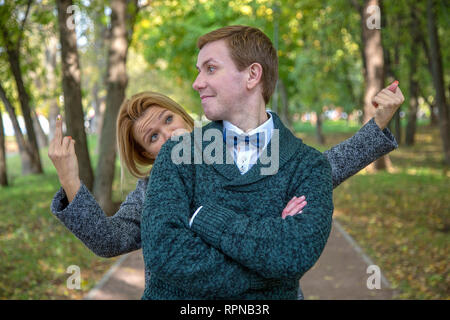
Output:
196 58 217 70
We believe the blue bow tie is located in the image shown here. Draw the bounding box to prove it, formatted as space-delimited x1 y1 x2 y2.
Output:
223 129 265 149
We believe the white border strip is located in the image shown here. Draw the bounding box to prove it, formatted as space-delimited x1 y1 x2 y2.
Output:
83 253 131 300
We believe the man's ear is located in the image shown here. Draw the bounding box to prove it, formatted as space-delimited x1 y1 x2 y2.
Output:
246 63 263 90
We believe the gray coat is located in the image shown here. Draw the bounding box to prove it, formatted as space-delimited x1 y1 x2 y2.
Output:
51 118 397 258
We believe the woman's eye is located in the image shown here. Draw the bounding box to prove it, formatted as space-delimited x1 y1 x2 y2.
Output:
150 133 158 142
166 115 173 124
207 65 216 73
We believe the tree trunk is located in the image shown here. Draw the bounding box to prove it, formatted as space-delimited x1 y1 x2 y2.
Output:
57 0 94 190
0 111 8 186
360 0 384 116
28 73 49 148
405 84 419 146
93 0 138 215
32 111 48 148
3 37 43 174
405 6 420 146
427 0 450 165
277 79 292 131
393 109 402 144
429 104 438 126
341 59 359 112
359 0 391 172
48 100 61 142
45 35 61 142
92 82 106 149
382 6 401 140
0 83 35 174
315 112 325 145
92 7 108 139
91 82 100 134
392 45 402 144
28 69 49 149
419 89 439 128
94 95 106 154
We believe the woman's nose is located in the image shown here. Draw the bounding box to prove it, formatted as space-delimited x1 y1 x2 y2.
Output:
160 129 171 142
162 127 178 142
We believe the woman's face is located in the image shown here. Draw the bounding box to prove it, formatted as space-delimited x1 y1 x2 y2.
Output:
132 106 191 160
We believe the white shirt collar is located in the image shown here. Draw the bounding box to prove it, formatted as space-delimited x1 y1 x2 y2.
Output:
223 110 274 139
223 111 274 174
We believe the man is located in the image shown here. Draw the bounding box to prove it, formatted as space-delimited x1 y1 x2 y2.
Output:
141 25 404 299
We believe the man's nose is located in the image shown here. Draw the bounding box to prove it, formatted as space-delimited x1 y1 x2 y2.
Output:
192 73 205 91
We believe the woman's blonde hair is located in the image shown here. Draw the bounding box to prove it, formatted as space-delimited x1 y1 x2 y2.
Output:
116 91 194 179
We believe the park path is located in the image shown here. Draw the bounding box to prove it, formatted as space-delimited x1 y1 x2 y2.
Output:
84 219 398 300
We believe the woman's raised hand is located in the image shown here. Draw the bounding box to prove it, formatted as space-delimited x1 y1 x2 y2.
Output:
281 196 307 219
48 115 80 202
372 80 405 130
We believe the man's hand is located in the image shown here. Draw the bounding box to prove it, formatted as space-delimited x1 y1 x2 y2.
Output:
281 196 307 219
372 80 405 130
48 115 80 202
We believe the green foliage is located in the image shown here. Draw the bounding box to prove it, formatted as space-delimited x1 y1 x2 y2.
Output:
133 0 250 108
126 48 200 116
279 1 362 114
0 0 61 117
133 0 365 115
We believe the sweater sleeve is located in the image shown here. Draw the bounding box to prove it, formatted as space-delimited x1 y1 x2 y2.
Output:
141 141 276 298
324 117 398 188
51 179 145 258
190 152 334 280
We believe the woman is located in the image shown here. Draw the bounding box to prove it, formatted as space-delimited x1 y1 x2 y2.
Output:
50 90 397 257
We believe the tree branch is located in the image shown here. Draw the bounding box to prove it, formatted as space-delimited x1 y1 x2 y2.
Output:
17 0 33 52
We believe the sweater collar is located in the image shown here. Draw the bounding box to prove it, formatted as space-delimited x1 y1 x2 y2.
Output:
202 111 303 187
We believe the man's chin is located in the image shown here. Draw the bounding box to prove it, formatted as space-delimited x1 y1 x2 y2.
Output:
204 113 218 121
202 106 219 121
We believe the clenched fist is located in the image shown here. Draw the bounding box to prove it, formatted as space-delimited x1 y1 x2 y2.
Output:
372 80 405 130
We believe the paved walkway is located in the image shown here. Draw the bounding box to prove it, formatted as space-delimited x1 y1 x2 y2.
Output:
300 220 397 299
84 220 398 300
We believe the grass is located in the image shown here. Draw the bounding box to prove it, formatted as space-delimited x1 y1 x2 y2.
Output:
0 135 138 300
296 120 450 300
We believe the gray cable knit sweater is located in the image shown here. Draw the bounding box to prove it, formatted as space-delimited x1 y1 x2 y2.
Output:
50 117 397 289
